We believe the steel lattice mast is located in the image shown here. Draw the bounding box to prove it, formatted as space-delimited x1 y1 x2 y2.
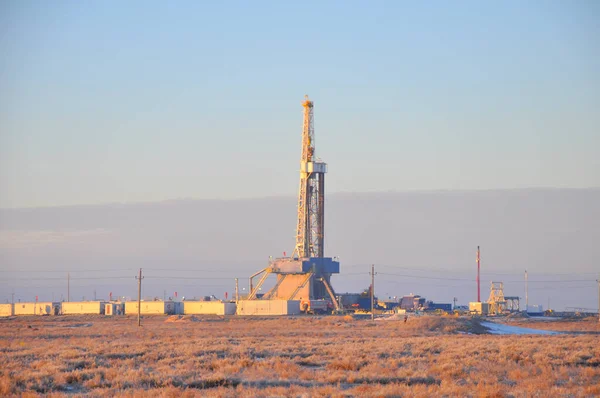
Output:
292 95 326 259
246 95 340 312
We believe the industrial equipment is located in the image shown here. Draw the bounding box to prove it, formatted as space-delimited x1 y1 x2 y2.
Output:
246 96 340 313
338 291 377 313
487 281 507 315
487 281 520 315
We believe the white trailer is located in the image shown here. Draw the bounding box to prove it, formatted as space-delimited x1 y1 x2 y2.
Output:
14 302 60 316
182 301 236 315
0 304 13 317
236 300 300 315
125 301 177 315
61 301 105 315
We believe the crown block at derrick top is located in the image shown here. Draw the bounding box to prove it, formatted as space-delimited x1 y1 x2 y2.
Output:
269 257 340 274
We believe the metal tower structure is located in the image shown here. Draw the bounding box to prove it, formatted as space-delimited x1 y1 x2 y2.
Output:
246 96 340 313
487 281 507 315
293 95 326 259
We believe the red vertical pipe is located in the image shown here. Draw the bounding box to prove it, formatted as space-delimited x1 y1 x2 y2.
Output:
477 246 481 302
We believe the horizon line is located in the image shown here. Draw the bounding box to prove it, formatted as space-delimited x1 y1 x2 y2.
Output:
2 186 599 211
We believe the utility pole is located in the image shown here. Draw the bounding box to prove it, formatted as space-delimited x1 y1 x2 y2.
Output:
370 264 376 321
597 275 599 323
525 270 528 312
67 272 70 302
235 278 239 303
476 246 481 302
136 268 144 327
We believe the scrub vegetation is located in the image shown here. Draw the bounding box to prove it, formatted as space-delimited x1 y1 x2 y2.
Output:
0 315 598 397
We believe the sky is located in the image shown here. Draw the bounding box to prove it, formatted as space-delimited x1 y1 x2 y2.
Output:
0 2 599 311
0 1 599 208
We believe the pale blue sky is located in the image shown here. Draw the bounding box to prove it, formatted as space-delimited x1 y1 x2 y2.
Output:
1 1 599 208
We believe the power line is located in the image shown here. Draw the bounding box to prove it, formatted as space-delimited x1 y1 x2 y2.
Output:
336 272 370 276
0 269 135 273
143 268 245 272
378 272 472 281
341 263 598 277
377 280 472 289
0 273 593 284
528 285 597 291
376 272 594 284
504 280 593 284
1 265 596 277
0 276 134 281
144 276 235 280
142 283 232 287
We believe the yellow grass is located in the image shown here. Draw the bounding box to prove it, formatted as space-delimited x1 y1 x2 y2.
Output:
0 315 598 397
505 316 600 332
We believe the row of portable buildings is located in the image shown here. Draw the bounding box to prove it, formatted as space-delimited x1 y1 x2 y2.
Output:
0 299 303 317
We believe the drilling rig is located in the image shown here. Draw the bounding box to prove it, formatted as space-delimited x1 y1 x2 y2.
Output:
246 96 340 313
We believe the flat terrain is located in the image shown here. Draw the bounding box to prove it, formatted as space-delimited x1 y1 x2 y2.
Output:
0 315 598 397
504 316 600 332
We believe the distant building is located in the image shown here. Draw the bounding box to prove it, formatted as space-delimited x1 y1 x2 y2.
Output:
526 304 544 314
426 302 452 312
125 301 177 315
0 304 13 317
182 301 236 315
61 301 105 315
14 302 60 316
236 300 301 315
400 294 426 311
469 302 489 315
338 293 375 311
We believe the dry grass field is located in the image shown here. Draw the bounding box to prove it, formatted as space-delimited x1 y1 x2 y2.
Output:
504 316 600 333
0 314 599 397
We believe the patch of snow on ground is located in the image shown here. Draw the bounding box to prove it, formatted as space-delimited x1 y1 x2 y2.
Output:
481 321 560 335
